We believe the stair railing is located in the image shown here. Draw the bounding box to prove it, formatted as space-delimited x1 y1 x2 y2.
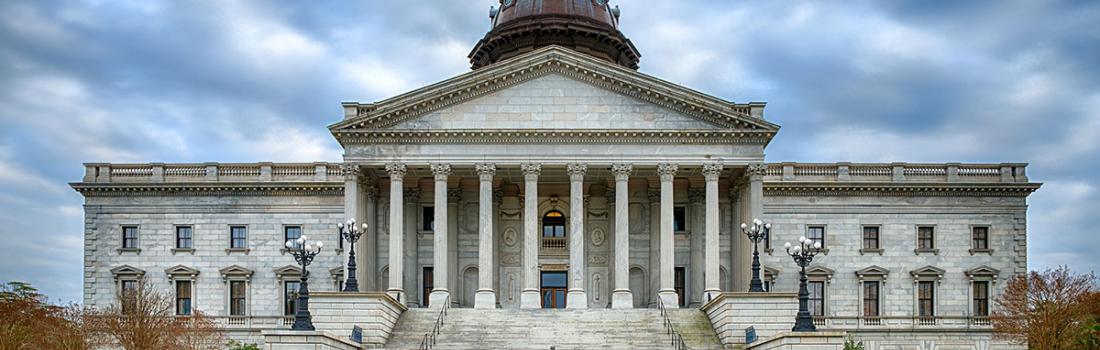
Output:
656 297 689 350
418 296 450 350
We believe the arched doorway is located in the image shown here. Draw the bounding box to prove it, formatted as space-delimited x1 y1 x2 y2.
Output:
629 266 647 308
462 266 478 307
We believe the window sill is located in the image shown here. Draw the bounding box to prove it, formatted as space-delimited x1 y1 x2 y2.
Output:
764 248 774 255
117 248 141 254
914 248 940 255
969 248 994 255
171 248 195 255
226 248 251 255
335 248 344 254
816 248 830 255
859 248 884 256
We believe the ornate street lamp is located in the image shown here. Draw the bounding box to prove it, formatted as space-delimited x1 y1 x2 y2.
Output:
785 236 822 332
338 218 367 292
741 218 771 292
285 235 323 331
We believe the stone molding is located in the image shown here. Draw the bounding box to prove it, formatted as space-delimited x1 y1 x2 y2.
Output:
71 182 344 197
334 129 774 146
331 46 778 133
764 182 1041 197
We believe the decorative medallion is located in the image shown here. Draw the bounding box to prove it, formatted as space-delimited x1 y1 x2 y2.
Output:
503 228 517 247
591 228 605 247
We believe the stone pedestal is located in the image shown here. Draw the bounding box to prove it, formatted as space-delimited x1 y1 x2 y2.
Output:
306 292 407 349
701 292 799 346
474 290 497 309
611 290 633 309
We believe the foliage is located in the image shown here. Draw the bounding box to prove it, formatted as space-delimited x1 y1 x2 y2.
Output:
84 279 225 350
842 336 866 350
0 281 90 350
991 266 1100 350
228 339 263 350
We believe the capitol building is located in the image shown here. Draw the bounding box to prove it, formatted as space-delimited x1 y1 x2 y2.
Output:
72 1 1038 349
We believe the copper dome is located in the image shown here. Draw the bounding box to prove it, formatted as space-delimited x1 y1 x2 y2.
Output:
469 0 641 70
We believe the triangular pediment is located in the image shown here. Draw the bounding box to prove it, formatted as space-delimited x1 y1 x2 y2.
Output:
164 265 200 277
330 46 779 145
219 265 254 278
806 266 834 279
856 265 890 278
910 265 946 278
274 265 303 277
763 266 780 278
965 266 1000 278
110 265 145 278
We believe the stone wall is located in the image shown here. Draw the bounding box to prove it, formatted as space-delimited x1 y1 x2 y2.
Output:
701 292 799 346
261 330 362 350
747 332 847 350
309 292 406 348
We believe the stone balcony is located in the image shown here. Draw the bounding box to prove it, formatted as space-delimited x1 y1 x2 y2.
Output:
79 162 345 183
764 162 1029 183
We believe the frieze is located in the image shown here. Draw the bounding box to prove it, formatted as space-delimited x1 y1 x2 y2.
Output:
588 255 608 266
501 254 521 266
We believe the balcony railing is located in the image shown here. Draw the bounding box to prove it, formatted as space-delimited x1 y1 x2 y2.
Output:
807 316 993 330
540 237 567 256
81 162 344 184
765 162 1029 183
212 315 294 330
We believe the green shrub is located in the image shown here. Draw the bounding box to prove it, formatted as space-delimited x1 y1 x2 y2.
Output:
843 336 866 350
227 340 261 350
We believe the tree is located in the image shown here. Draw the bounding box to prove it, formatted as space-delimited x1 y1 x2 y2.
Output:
0 281 89 350
85 279 225 350
992 266 1100 350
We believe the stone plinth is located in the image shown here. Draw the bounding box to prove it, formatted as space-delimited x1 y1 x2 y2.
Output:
746 331 847 350
701 292 799 346
308 292 406 348
261 330 362 350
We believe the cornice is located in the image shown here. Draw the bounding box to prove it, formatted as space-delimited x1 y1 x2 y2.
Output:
333 129 774 145
763 182 1041 197
70 182 344 197
331 46 779 137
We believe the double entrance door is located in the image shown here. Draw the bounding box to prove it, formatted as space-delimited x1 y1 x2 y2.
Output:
540 271 567 308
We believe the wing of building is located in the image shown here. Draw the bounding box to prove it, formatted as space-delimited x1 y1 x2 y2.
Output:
71 1 1038 349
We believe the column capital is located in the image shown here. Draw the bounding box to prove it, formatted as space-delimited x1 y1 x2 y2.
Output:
475 163 497 180
430 163 452 180
404 188 421 202
385 162 407 178
728 185 740 199
702 162 724 182
340 163 360 178
647 188 661 203
747 163 767 178
657 163 678 181
611 163 633 181
688 188 706 203
521 163 542 179
364 186 379 200
448 188 463 203
567 163 588 180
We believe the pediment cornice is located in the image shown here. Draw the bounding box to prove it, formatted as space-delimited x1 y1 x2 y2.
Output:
334 128 773 146
330 46 779 142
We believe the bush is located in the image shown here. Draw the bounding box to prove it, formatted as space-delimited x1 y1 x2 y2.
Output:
843 336 866 350
228 339 262 350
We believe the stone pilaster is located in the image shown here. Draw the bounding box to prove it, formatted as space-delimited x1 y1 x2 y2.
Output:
341 164 361 291
657 163 679 308
610 164 633 308
566 163 589 308
647 186 661 307
363 182 378 291
688 187 705 307
520 163 542 309
703 162 724 301
384 162 407 304
474 163 497 308
429 163 451 308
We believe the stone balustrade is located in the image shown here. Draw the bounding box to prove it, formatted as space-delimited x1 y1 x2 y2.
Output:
81 162 344 183
766 162 1028 183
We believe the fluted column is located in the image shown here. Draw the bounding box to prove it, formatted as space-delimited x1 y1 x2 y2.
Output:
657 163 679 308
703 163 724 301
611 164 633 308
474 163 497 308
385 163 407 304
566 163 588 308
428 163 451 308
520 163 542 309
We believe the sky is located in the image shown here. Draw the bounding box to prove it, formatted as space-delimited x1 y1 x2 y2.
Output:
0 0 1097 304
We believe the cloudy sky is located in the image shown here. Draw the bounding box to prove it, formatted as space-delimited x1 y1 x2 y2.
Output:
1 0 1097 303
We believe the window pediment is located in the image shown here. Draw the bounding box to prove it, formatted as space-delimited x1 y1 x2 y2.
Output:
763 266 780 281
910 265 946 281
805 266 834 281
110 265 145 279
856 265 890 280
274 265 303 278
965 266 1000 280
164 265 199 280
219 265 254 281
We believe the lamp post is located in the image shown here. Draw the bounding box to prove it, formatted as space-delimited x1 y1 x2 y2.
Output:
741 218 770 292
285 235 323 331
338 218 367 292
785 236 821 332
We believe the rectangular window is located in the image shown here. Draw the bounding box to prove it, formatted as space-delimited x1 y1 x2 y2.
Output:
763 280 771 292
176 281 192 316
673 207 686 232
973 281 989 317
674 267 686 307
807 226 826 248
918 281 935 317
862 226 880 250
863 281 880 317
422 206 435 231
422 267 434 307
284 226 302 245
229 281 247 316
230 226 247 249
809 281 825 316
122 226 138 248
284 281 300 316
972 226 989 250
121 280 138 295
918 226 935 249
176 226 193 249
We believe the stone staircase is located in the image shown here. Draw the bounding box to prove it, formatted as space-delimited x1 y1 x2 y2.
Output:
383 308 722 350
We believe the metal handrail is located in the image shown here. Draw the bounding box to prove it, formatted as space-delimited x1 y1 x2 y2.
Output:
418 297 450 350
656 297 689 350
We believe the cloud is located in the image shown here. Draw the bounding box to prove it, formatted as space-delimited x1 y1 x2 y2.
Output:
0 0 1098 303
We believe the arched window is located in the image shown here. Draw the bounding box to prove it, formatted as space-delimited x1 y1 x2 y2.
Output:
542 211 566 237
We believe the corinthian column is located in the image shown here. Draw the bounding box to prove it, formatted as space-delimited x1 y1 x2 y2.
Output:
474 163 497 309
566 163 588 308
429 163 451 308
656 163 679 308
384 162 406 304
703 162 724 301
611 164 633 308
340 164 361 291
520 163 542 309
